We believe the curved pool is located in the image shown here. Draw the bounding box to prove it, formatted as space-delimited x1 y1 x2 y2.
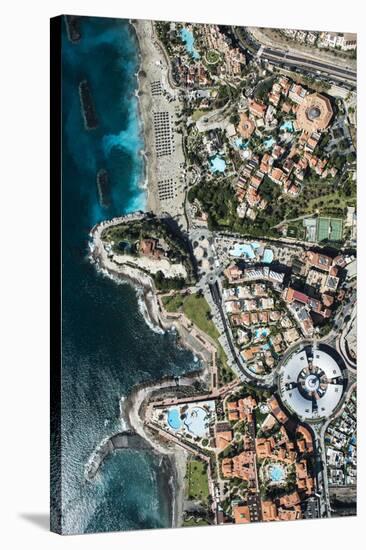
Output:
167 408 182 430
210 155 226 173
280 120 294 132
183 406 208 438
180 27 200 60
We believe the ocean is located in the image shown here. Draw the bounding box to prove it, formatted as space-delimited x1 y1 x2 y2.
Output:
60 16 197 534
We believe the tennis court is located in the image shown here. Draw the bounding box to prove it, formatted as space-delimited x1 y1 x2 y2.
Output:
329 218 343 241
316 217 343 242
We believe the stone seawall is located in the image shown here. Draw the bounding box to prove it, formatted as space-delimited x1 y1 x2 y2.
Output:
85 430 153 480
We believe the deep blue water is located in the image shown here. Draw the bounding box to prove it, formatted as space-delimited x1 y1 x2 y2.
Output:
61 16 197 535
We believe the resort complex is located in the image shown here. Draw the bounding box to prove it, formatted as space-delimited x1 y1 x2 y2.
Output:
88 17 356 530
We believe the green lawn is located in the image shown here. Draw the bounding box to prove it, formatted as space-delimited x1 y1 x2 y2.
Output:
181 294 219 341
192 109 207 122
205 49 221 64
299 190 354 218
287 222 306 240
161 293 184 312
186 459 209 504
162 293 229 370
254 406 268 428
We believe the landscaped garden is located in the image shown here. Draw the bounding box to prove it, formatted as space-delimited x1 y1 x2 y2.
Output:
205 49 221 65
185 458 209 504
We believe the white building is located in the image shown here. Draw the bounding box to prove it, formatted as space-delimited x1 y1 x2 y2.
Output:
320 32 357 51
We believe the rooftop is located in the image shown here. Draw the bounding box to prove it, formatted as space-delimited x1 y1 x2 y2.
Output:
296 93 333 133
278 344 345 421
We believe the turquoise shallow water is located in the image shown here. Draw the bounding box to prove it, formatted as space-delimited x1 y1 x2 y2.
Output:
59 16 198 534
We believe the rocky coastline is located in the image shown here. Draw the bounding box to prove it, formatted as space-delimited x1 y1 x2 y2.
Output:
88 216 211 527
86 19 208 527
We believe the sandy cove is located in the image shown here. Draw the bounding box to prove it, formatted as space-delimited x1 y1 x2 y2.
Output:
123 374 203 528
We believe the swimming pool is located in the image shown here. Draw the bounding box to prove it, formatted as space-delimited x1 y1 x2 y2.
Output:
167 408 182 430
210 155 226 173
183 406 208 438
234 137 249 150
280 120 294 132
263 249 274 263
230 242 260 259
263 136 275 150
255 328 269 339
269 464 285 483
180 27 200 60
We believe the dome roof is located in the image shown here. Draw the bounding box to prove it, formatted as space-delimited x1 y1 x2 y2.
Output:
296 93 333 133
278 343 345 422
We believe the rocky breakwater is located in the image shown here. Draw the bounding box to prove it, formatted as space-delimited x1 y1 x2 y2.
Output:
88 214 211 525
85 430 153 480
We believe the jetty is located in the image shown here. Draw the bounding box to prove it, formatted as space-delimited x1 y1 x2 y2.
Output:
85 430 152 480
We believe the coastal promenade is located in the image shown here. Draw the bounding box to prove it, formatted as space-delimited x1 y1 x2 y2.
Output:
151 377 240 409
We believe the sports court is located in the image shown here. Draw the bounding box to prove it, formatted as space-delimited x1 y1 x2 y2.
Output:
316 217 343 242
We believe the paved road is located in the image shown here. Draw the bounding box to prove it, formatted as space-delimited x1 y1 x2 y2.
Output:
262 48 357 83
232 26 356 88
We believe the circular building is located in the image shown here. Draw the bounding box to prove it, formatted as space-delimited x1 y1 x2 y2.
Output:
296 93 333 133
278 343 345 422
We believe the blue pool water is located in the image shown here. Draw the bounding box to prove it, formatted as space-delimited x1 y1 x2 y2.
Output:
263 249 274 263
255 328 269 339
270 464 285 482
262 343 271 351
183 407 208 438
230 244 254 259
280 120 294 132
180 27 200 60
263 136 275 150
230 242 260 259
210 155 226 173
167 408 182 430
234 137 249 150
